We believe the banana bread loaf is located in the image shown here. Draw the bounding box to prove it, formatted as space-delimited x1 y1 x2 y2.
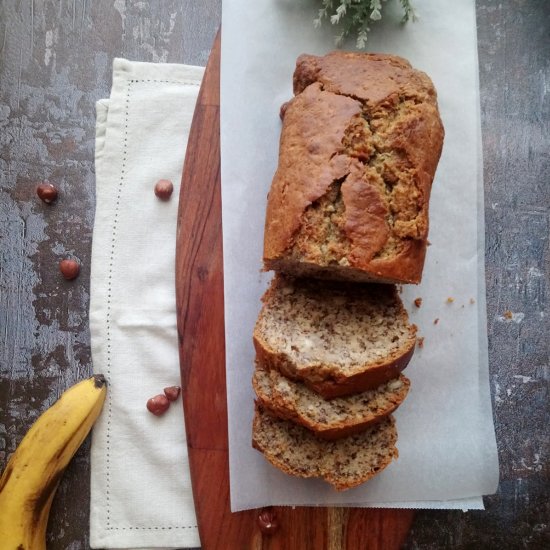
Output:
252 406 398 491
253 275 416 398
253 365 410 440
263 51 444 284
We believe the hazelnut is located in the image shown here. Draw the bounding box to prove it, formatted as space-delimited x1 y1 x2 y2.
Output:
257 507 279 535
146 394 170 416
59 259 80 280
163 386 181 402
279 101 290 120
154 179 174 200
36 182 58 204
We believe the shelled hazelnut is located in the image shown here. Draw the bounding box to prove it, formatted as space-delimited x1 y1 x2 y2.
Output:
279 101 290 120
146 394 170 416
36 182 58 204
154 179 174 201
163 386 181 402
257 507 279 535
59 259 80 280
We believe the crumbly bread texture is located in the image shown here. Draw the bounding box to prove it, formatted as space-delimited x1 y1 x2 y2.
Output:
253 275 416 398
253 365 410 440
263 51 444 284
252 406 398 491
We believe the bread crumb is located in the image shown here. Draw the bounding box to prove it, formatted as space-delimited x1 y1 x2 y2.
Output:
417 336 425 348
470 298 476 304
446 297 454 304
504 310 513 320
414 297 422 308
433 318 439 325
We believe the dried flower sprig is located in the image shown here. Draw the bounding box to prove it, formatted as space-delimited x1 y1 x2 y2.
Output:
314 0 417 49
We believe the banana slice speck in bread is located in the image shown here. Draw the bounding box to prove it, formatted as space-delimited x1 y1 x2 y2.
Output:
253 366 410 440
252 406 398 491
253 275 416 398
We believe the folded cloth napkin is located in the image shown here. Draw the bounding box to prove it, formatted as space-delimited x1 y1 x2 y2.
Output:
90 59 203 549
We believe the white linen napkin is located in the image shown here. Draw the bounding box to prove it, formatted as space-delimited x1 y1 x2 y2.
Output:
89 58 203 549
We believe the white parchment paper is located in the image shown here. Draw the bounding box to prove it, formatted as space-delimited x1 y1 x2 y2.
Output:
220 0 499 511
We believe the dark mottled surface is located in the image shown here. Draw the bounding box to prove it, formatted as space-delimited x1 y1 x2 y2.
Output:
403 1 550 549
0 1 219 548
0 1 547 548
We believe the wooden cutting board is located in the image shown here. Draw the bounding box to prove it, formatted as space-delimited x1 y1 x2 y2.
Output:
175 30 414 549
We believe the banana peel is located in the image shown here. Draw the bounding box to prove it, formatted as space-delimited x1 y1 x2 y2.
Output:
0 374 107 550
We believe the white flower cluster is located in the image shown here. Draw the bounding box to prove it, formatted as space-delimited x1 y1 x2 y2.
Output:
313 0 416 49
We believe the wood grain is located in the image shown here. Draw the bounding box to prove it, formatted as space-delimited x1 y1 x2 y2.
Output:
175 30 414 550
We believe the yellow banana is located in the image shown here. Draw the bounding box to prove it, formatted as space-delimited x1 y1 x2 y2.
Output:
0 374 107 550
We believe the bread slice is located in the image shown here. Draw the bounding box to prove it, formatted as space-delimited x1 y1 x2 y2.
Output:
253 365 410 440
253 275 416 398
252 406 398 491
263 51 444 285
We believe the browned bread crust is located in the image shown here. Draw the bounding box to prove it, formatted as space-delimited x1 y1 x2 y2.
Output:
263 51 444 284
253 275 417 399
253 365 410 440
252 406 398 491
306 345 414 399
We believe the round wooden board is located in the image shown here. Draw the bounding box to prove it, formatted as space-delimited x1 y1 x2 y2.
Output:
175 30 414 549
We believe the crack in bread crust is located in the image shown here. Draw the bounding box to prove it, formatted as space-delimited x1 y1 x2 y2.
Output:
290 86 431 263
